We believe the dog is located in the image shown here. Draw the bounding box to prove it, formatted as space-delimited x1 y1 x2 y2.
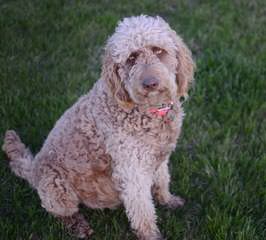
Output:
2 15 195 239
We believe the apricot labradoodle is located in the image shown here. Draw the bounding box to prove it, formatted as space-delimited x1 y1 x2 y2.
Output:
3 15 195 239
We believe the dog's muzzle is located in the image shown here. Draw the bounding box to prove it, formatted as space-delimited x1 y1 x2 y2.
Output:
142 76 159 91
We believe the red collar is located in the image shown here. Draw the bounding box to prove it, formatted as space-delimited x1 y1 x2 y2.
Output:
148 101 174 117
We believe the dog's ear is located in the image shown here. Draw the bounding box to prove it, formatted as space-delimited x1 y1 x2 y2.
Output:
170 30 196 99
101 50 133 109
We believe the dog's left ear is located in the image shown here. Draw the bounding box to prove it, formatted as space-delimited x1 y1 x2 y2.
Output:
170 30 196 99
101 49 134 110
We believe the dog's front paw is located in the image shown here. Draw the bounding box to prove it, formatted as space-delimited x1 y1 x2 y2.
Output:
165 195 185 209
138 232 165 240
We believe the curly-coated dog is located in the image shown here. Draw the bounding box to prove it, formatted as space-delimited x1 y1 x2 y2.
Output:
2 15 195 239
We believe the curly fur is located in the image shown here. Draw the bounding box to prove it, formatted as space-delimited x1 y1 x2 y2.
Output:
2 15 195 239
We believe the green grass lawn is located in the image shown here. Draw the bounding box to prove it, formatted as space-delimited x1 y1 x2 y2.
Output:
0 0 266 239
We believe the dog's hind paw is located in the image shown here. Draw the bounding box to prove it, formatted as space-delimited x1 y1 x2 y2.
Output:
60 213 94 239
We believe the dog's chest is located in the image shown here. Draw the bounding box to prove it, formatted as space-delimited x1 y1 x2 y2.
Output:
142 120 179 157
122 108 182 159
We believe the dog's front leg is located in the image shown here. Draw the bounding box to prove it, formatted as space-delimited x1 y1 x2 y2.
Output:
153 160 185 209
112 164 163 240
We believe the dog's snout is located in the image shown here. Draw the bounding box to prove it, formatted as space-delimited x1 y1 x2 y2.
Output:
142 77 159 91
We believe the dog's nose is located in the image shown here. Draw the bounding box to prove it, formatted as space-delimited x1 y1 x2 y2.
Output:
142 77 159 91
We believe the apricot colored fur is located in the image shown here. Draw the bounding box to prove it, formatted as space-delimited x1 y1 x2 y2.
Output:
2 15 195 239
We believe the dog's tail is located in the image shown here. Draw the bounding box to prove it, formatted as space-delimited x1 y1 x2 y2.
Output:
2 130 35 186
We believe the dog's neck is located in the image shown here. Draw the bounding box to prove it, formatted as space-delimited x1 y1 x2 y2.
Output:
138 101 181 123
99 79 182 124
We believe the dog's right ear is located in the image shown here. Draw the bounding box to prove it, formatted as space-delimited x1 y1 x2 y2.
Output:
101 50 133 109
169 30 196 99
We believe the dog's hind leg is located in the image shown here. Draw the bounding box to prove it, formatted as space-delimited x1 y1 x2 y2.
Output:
37 165 93 238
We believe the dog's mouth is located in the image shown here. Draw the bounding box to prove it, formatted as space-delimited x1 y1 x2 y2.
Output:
134 87 173 106
143 88 166 97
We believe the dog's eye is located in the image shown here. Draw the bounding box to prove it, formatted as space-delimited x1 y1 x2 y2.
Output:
152 47 164 56
127 52 139 65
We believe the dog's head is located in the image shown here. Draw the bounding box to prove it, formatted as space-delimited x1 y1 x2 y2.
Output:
101 15 195 109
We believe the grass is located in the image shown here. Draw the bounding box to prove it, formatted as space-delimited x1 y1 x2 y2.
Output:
0 0 266 239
